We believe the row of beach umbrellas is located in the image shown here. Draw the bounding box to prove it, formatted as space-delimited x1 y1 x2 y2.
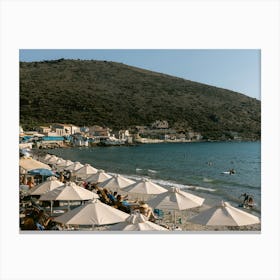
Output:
25 153 261 230
29 175 260 230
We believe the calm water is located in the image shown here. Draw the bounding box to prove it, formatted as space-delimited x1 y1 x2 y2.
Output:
47 142 261 213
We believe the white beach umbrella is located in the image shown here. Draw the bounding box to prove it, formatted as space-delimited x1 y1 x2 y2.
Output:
54 158 66 166
85 169 112 184
188 201 260 226
39 181 98 201
54 199 129 226
98 174 135 192
56 160 74 171
147 187 205 211
29 176 64 195
73 164 98 179
39 181 98 213
147 187 205 224
41 154 52 163
122 178 168 195
64 161 84 172
19 157 51 173
47 155 59 164
109 211 169 231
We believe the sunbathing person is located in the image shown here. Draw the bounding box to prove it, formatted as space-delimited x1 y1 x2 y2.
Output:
114 195 130 213
106 190 117 204
139 203 157 222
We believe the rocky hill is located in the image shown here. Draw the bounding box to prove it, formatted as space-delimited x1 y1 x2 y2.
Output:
20 59 261 140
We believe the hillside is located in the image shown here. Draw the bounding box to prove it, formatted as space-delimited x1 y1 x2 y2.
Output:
20 59 261 140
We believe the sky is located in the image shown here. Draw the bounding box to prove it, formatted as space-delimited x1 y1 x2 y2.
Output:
19 49 261 100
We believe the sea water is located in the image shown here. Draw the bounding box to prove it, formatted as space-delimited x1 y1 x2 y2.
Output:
47 142 261 213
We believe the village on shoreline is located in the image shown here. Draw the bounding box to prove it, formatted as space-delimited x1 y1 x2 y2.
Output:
20 120 252 150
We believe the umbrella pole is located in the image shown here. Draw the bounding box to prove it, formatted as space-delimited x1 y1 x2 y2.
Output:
51 200 53 215
174 210 176 226
68 200 70 211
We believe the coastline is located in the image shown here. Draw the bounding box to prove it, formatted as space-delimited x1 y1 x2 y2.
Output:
38 138 261 149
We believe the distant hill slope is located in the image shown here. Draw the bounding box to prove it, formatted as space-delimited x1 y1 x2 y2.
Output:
20 59 261 140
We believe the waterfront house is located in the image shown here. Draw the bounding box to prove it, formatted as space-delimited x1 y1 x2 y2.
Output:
72 133 89 147
51 123 80 136
37 126 52 135
88 125 111 137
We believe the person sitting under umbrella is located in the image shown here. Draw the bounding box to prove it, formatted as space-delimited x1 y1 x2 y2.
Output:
97 188 111 205
114 195 130 213
27 177 35 189
107 190 117 204
139 203 156 222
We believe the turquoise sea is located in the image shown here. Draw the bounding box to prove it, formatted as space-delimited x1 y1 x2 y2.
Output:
47 142 261 214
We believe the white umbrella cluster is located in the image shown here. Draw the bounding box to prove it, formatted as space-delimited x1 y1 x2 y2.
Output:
31 154 260 231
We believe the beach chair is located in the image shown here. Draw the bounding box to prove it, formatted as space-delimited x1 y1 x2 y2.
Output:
154 209 164 223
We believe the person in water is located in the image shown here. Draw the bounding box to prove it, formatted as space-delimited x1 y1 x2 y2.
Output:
240 193 249 204
247 196 254 208
229 169 236 175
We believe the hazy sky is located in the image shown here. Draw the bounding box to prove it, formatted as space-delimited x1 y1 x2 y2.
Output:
19 49 260 100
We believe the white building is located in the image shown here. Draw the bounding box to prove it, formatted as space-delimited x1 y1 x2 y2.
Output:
51 123 80 136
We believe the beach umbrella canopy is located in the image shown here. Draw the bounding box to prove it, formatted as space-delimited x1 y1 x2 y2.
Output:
73 164 98 179
64 161 84 172
85 169 112 184
98 174 135 192
188 201 260 226
28 168 57 177
54 199 129 226
29 176 64 195
54 158 66 166
56 160 74 171
147 187 205 211
47 155 60 164
122 178 168 195
109 211 169 231
39 181 98 201
20 157 51 172
57 159 73 167
42 154 52 163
